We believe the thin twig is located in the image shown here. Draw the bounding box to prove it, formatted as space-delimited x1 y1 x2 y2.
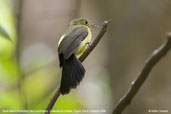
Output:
16 0 22 57
44 20 111 114
15 0 28 109
79 20 111 62
113 33 171 114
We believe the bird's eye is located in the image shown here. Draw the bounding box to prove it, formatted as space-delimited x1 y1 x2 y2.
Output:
85 21 88 24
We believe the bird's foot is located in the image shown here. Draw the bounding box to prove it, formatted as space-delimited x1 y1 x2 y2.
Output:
86 42 92 47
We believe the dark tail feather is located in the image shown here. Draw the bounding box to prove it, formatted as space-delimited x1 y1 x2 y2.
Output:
60 54 85 95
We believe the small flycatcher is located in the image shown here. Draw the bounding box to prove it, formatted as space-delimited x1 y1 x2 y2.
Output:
58 18 96 95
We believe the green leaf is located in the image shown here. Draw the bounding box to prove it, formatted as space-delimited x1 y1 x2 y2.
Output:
0 25 11 41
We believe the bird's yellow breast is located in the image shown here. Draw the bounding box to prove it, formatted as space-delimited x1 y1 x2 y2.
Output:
74 26 91 58
58 26 92 58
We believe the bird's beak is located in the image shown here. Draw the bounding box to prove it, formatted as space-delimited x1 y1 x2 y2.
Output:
90 23 99 28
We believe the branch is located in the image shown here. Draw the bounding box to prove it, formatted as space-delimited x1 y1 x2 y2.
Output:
113 33 171 114
79 20 111 62
15 0 29 109
16 0 23 59
44 20 111 114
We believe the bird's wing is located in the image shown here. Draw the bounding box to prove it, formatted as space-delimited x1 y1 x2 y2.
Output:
58 27 88 59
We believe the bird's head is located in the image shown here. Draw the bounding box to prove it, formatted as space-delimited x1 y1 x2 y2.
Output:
70 18 99 28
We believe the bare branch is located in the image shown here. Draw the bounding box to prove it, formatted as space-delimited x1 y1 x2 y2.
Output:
16 0 23 59
44 20 111 114
113 33 171 114
79 20 111 62
15 0 29 109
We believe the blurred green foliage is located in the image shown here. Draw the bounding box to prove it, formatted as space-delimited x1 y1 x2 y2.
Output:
0 0 19 111
0 0 16 58
0 1 83 113
0 25 11 41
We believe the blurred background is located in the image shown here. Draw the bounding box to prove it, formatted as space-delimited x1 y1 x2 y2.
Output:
0 0 171 114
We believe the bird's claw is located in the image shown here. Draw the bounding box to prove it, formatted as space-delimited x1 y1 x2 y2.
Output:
86 42 91 47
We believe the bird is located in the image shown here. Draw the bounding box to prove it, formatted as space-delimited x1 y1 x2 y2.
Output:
58 18 97 95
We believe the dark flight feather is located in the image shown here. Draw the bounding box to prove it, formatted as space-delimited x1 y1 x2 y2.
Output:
60 54 85 94
58 27 88 95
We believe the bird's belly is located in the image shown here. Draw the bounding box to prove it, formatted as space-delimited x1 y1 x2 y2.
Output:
74 28 92 58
